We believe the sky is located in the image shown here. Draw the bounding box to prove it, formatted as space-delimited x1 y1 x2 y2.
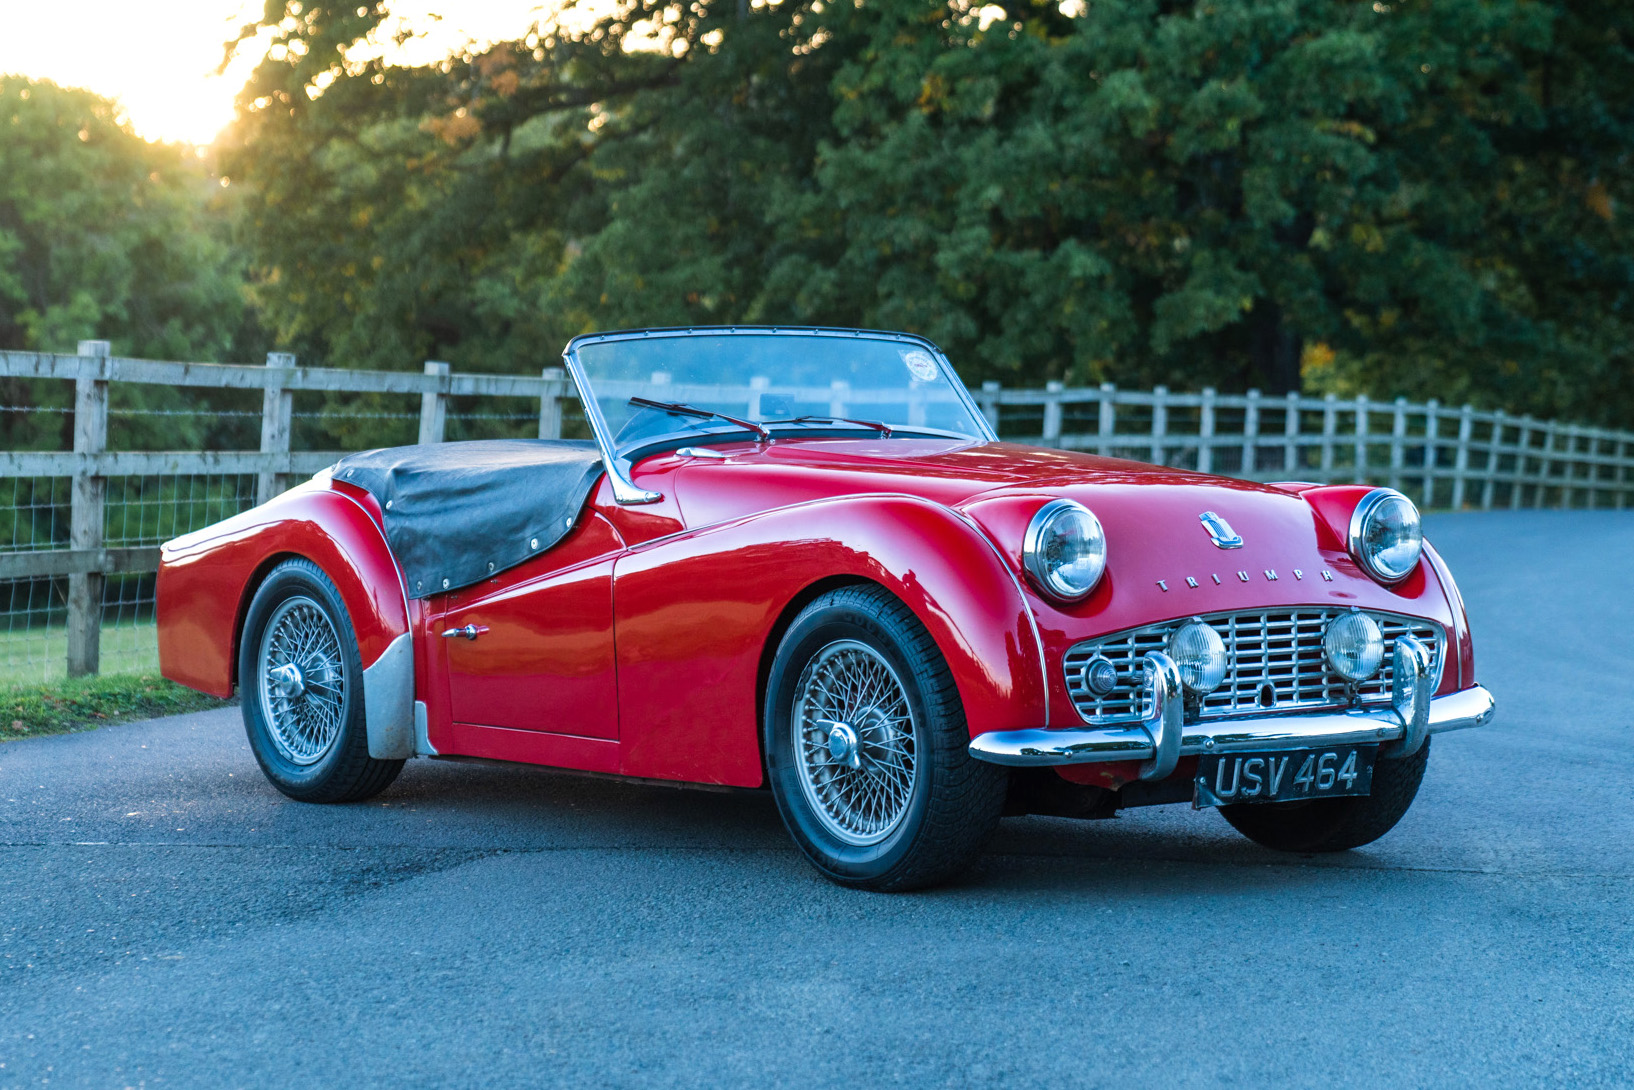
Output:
0 1 551 146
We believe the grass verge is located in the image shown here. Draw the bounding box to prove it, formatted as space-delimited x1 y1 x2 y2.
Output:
1 673 235 741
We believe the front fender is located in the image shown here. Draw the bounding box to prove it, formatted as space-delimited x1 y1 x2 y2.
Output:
610 493 1048 786
157 480 415 756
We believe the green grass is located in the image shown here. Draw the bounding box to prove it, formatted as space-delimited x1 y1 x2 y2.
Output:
0 672 235 741
0 622 161 687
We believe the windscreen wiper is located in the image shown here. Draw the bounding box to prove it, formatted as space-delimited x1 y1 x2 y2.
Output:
628 397 770 441
764 415 894 437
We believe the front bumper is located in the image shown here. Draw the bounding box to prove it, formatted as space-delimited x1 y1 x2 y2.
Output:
969 635 1495 777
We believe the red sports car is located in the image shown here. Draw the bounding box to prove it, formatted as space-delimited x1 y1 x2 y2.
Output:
157 327 1494 890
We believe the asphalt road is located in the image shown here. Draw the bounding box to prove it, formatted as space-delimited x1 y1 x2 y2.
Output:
2 510 1631 1088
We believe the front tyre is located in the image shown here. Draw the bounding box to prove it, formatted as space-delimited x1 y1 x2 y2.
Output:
238 558 403 803
763 585 1007 891
1219 739 1431 853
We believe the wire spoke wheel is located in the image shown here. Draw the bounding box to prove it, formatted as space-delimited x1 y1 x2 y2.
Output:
256 595 348 766
791 639 918 846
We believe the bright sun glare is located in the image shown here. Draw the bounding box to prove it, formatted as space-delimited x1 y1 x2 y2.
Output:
0 1 550 146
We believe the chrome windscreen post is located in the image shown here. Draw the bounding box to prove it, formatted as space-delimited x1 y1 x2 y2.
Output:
560 348 664 505
1137 651 1184 781
1384 634 1432 758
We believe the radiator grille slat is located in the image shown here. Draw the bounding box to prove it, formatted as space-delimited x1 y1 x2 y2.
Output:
1063 610 1443 724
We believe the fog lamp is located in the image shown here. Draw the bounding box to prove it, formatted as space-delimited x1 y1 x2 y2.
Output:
1168 621 1228 695
1324 611 1385 682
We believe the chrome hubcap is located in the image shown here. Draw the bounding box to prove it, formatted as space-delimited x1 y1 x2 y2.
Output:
792 639 918 846
257 596 346 766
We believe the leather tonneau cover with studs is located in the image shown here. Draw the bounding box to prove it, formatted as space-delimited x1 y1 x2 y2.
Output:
333 439 604 598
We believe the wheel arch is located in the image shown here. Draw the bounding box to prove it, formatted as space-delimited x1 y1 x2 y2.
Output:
158 483 414 754
611 492 1048 787
753 574 880 773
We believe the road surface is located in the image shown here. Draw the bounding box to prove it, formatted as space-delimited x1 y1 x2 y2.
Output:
1 510 1630 1087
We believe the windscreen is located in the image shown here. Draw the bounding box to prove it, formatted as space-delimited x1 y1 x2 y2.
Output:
568 332 989 453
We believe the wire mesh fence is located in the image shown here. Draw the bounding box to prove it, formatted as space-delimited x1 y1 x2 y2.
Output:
2 346 1630 688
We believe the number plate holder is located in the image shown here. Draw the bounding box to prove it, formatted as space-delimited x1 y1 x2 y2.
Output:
1194 745 1377 808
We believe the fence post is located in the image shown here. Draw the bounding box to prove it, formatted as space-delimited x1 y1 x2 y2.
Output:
1421 399 1439 507
1389 397 1408 493
978 381 1000 433
1511 416 1532 509
258 352 295 505
1041 381 1063 447
1353 394 1370 481
1619 434 1631 510
1241 389 1259 477
1198 387 1216 474
66 339 109 678
1283 391 1300 474
1540 420 1559 508
1560 425 1578 509
1319 393 1337 480
419 360 450 444
1482 411 1504 510
539 367 566 439
1451 404 1474 510
1097 382 1116 455
1150 385 1168 465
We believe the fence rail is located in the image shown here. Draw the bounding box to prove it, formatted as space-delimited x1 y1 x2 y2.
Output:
3 345 1631 684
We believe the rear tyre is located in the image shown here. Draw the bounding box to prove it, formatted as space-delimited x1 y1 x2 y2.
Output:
1219 739 1431 853
238 558 403 803
763 584 1007 891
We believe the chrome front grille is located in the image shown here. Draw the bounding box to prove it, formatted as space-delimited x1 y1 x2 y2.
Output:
1062 609 1444 725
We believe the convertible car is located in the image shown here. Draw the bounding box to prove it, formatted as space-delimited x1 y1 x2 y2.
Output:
157 327 1494 890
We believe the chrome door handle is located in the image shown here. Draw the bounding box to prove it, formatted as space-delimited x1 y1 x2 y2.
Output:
440 624 488 640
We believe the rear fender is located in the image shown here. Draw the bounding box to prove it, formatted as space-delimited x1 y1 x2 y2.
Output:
611 493 1047 786
157 480 416 758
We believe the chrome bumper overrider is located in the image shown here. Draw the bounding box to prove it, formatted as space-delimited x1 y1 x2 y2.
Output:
969 635 1495 776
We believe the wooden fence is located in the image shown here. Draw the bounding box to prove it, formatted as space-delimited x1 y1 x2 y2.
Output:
2 344 1631 681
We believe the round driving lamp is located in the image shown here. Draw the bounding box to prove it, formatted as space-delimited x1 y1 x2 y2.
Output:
1323 611 1385 682
1167 621 1228 695
1022 499 1107 602
1348 488 1423 584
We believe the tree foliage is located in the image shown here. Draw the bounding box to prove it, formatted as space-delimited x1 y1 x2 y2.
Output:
0 77 254 450
218 0 1631 428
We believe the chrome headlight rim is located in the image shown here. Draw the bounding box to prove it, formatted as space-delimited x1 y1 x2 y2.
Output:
1021 498 1107 603
1347 487 1423 585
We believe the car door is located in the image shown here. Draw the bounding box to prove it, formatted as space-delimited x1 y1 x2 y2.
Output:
437 511 623 740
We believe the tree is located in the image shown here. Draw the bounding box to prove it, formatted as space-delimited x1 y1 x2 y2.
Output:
0 76 253 452
225 0 1633 427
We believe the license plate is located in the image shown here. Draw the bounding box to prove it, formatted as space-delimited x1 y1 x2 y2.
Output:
1194 745 1377 808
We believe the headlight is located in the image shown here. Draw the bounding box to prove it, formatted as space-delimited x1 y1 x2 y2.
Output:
1323 611 1384 682
1168 620 1228 695
1022 499 1106 602
1348 488 1422 584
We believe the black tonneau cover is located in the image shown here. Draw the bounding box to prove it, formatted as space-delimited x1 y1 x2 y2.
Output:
333 440 603 598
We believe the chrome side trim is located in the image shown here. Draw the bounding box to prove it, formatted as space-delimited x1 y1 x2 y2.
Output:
969 683 1495 768
362 632 416 759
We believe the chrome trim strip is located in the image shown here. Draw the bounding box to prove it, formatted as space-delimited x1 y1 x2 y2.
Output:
362 632 416 759
968 684 1494 767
